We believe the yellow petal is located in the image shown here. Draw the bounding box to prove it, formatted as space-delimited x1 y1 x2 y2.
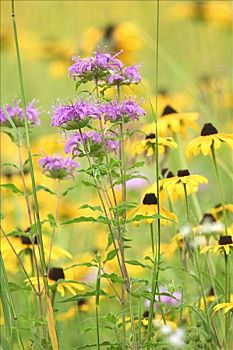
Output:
201 137 212 156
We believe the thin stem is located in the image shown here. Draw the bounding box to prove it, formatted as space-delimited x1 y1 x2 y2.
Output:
224 254 230 342
183 186 213 342
147 0 161 341
175 133 202 221
47 179 61 273
211 146 228 235
0 226 37 294
11 0 47 282
150 223 155 257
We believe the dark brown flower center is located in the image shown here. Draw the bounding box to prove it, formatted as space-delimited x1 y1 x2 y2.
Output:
218 236 233 246
145 133 156 140
161 168 174 178
161 105 177 117
48 267 65 281
201 123 218 136
159 88 168 96
200 213 216 225
214 203 221 209
208 287 215 296
143 310 154 318
143 193 157 205
77 298 87 307
177 169 190 177
21 235 38 245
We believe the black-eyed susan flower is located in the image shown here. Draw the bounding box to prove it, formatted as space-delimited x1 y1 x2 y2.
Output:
127 193 176 225
134 133 177 157
57 298 95 321
28 266 85 297
199 287 216 311
158 105 199 136
214 300 233 314
186 123 233 157
201 235 233 255
162 169 208 197
210 203 233 220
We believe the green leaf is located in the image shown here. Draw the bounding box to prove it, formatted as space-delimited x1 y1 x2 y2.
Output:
36 185 55 195
0 183 23 195
81 180 96 188
101 272 125 284
79 204 103 212
47 213 57 228
104 249 119 263
59 290 108 303
64 261 98 270
61 216 97 225
126 260 151 269
0 253 14 341
1 162 19 169
62 184 79 196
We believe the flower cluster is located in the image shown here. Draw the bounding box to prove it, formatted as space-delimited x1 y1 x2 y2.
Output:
68 51 141 87
101 98 145 123
0 99 40 127
38 155 79 179
64 130 118 157
51 100 101 129
107 64 141 85
69 51 123 82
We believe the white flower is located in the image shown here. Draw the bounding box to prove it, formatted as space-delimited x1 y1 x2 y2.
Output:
168 328 184 348
160 325 172 335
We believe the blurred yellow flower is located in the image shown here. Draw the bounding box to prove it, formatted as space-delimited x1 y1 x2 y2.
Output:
186 123 233 157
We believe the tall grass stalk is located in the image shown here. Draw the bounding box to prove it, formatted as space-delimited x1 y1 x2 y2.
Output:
147 0 161 342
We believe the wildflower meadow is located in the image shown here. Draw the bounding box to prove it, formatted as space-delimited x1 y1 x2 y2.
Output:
1 1 233 349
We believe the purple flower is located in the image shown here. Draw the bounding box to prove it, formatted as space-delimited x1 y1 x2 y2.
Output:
124 65 141 83
144 287 181 309
107 64 141 86
64 130 118 157
51 100 101 129
1 99 40 127
101 98 145 123
69 51 123 81
38 155 79 180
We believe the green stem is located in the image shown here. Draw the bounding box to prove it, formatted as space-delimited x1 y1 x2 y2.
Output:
150 223 155 257
11 0 47 279
211 146 228 235
175 133 202 221
96 259 101 350
224 254 230 342
147 0 161 342
183 185 213 342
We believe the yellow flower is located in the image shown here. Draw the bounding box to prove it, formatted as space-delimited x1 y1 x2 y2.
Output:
162 169 208 197
134 133 177 157
57 297 95 321
158 105 199 136
214 302 233 314
210 203 233 219
27 266 85 297
127 193 176 225
186 123 233 157
201 235 233 255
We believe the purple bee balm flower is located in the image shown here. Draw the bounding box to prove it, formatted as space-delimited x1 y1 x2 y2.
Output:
64 130 118 157
39 155 79 180
124 64 141 83
69 51 123 81
144 287 181 309
1 99 40 127
101 98 145 123
51 100 101 130
107 64 141 86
